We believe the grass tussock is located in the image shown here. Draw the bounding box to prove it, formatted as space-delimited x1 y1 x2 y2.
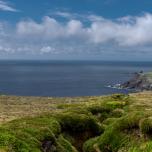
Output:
140 117 152 136
0 92 152 151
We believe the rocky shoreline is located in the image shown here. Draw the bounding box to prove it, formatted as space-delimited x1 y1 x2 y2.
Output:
111 71 152 91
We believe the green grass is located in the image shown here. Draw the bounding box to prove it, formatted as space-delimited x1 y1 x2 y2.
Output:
140 117 152 136
0 116 61 151
0 92 152 151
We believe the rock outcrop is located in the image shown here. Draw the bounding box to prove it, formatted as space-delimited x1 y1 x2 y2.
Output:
121 71 152 90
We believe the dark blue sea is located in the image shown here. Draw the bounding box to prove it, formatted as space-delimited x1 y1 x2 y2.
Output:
0 60 152 97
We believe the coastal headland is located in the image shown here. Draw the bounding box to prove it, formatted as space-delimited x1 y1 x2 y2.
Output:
121 71 152 90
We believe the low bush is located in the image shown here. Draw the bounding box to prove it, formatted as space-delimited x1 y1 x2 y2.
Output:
140 117 152 136
56 112 103 135
114 112 144 131
87 105 112 115
111 109 125 117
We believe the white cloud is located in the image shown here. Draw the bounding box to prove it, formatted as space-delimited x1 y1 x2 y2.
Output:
40 46 56 54
16 17 87 42
16 13 152 46
50 11 86 20
0 0 18 12
17 17 65 40
87 13 152 46
87 15 105 22
54 11 73 19
1 13 152 57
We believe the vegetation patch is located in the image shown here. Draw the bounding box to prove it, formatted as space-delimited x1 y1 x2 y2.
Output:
140 117 152 136
0 92 152 151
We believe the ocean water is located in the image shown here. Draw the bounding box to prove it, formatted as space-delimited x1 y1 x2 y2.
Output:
0 60 152 97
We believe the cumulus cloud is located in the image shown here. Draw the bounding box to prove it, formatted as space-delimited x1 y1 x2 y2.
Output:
1 13 152 56
16 17 87 42
0 0 18 12
16 13 152 46
40 46 56 54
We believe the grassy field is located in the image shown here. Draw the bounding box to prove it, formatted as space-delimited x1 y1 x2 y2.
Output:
0 92 152 151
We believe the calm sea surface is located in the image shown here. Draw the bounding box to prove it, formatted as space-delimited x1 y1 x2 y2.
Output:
0 60 152 97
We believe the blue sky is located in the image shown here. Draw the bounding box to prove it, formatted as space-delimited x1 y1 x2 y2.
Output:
2 0 152 21
0 0 152 60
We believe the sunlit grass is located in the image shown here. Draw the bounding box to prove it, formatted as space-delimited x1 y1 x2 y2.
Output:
0 92 152 151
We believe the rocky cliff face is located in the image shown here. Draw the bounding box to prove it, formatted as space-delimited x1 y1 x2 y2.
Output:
121 71 152 90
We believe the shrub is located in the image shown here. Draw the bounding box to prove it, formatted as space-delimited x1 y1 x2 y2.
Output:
87 94 129 114
87 105 113 122
114 112 144 131
140 117 152 135
112 109 125 117
87 105 112 115
56 112 103 135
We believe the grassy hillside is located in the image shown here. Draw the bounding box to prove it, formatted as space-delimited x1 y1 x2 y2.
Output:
0 92 152 151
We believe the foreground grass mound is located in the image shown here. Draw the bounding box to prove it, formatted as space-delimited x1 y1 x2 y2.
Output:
55 111 103 151
0 116 77 152
0 117 74 152
1 92 152 151
83 112 144 152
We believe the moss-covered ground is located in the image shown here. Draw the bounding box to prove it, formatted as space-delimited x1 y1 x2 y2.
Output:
0 92 152 151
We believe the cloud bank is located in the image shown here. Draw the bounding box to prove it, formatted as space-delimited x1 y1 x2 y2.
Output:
1 13 152 56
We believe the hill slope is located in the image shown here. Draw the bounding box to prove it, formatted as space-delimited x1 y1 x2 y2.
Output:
0 92 152 151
